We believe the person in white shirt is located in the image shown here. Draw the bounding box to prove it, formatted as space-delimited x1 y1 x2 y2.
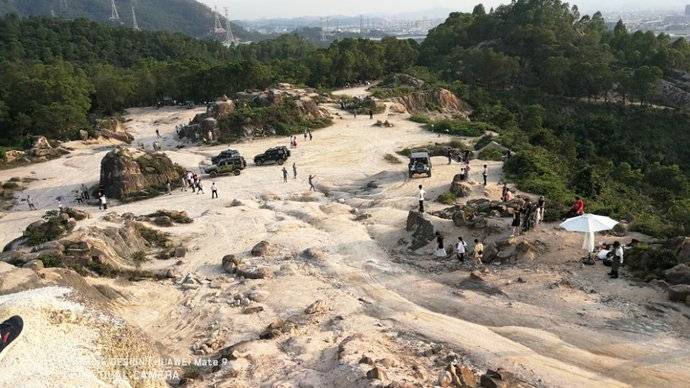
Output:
609 241 624 279
99 194 107 210
417 185 426 213
456 237 468 261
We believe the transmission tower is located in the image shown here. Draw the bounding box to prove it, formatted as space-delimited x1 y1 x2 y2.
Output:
109 0 121 22
213 6 225 34
224 7 238 46
131 6 140 31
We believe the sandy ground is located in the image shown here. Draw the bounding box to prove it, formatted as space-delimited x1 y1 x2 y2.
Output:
0 88 689 387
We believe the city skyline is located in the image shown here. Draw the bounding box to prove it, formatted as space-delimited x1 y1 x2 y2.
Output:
198 0 690 20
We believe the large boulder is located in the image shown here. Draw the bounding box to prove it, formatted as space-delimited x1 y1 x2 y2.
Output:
393 88 472 119
668 285 690 303
664 264 690 285
2 150 26 164
99 147 184 200
450 175 472 197
406 211 435 250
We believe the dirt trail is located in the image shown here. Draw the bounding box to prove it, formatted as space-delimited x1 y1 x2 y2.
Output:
1 88 689 387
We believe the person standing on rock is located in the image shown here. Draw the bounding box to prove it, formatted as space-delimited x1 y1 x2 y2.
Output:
472 239 484 265
417 185 426 213
536 196 546 225
511 210 522 236
156 129 161 138
282 167 288 183
456 237 468 262
99 194 107 210
211 182 218 199
482 164 488 186
308 175 316 191
293 163 297 180
57 199 63 212
609 241 624 279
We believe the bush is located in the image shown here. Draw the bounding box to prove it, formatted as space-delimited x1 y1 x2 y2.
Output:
474 134 495 150
40 255 63 268
409 114 432 124
426 119 496 137
131 250 148 264
437 192 457 205
384 154 402 164
134 223 170 248
478 148 504 161
625 245 678 278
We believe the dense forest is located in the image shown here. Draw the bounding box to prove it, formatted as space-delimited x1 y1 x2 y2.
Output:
0 0 259 40
0 0 688 237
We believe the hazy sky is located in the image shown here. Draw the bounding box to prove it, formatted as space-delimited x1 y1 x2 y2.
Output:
199 0 690 20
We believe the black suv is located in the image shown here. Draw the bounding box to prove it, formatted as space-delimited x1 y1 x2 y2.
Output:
212 149 241 165
254 146 291 166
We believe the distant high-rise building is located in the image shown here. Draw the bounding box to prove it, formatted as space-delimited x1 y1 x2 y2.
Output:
686 5 690 17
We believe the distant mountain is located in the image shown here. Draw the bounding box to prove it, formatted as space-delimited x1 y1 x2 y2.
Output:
0 0 261 41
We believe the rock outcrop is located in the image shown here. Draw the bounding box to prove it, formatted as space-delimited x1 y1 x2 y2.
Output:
450 174 472 197
664 264 690 285
406 211 435 250
393 88 472 119
99 147 184 201
96 118 134 143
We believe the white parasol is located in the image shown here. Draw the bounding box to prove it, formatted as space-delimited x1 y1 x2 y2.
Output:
559 214 619 253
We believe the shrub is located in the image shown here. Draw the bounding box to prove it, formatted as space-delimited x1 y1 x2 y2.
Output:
384 154 402 164
134 223 170 248
478 148 504 161
409 114 432 124
40 255 63 268
131 250 148 264
437 192 457 205
426 119 496 137
625 245 678 278
474 134 495 150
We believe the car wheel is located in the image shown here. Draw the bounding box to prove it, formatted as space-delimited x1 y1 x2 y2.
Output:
255 160 262 166
233 170 241 176
427 172 432 178
209 171 217 177
278 159 284 165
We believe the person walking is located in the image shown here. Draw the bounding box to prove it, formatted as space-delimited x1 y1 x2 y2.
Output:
166 179 172 195
456 237 468 262
308 174 316 191
155 129 161 138
369 109 374 120
282 167 288 183
211 182 218 199
26 195 37 211
609 241 624 279
293 162 297 180
417 185 426 213
482 164 488 186
353 110 357 119
472 239 484 265
195 179 204 195
99 194 107 210
308 130 313 141
304 130 308 141
81 184 89 200
447 149 453 165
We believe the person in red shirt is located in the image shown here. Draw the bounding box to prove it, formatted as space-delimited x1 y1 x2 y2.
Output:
564 196 585 219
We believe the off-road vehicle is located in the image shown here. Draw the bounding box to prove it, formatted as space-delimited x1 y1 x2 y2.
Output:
212 149 242 165
205 157 246 177
254 146 291 166
409 150 432 178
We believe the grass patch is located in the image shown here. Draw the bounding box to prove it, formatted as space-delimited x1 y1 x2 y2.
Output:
131 250 148 265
